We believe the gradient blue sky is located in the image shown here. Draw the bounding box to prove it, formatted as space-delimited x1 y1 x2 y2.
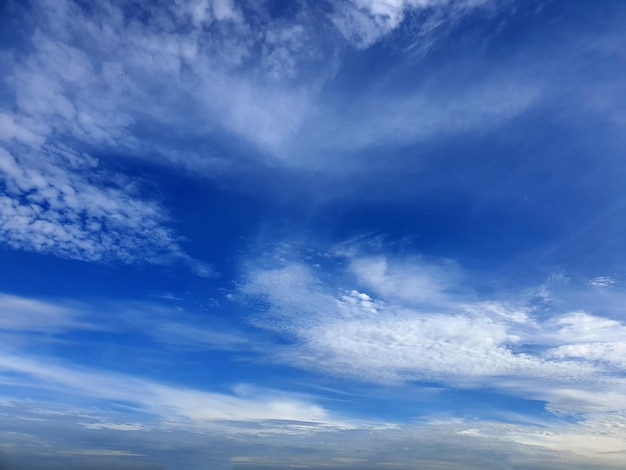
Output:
2 0 626 469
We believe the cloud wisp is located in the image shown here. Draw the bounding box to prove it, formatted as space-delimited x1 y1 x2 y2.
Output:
331 0 503 50
0 352 335 428
3 0 536 166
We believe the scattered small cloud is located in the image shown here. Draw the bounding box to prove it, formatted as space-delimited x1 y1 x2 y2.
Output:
587 276 617 288
0 352 336 427
0 141 208 272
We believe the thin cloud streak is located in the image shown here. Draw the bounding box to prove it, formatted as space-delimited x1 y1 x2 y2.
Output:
0 352 336 427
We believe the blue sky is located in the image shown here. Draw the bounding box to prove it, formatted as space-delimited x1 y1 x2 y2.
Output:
2 0 626 468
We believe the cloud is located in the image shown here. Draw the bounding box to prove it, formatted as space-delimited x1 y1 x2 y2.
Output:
59 449 145 457
282 67 543 170
345 254 462 305
3 0 539 170
588 276 617 288
82 423 149 432
239 241 626 415
542 312 626 370
4 398 626 470
7 253 626 466
548 342 626 368
549 312 626 344
0 141 208 271
171 0 242 26
0 0 356 267
148 320 266 352
2 0 623 196
0 293 86 333
4 0 332 157
0 292 269 361
0 352 341 429
0 68 207 271
331 0 499 49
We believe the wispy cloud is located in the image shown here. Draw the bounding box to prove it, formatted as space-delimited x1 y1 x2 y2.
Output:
0 352 334 426
4 0 334 157
148 320 266 353
290 72 542 166
3 0 624 183
240 241 626 414
331 0 501 49
8 288 626 465
0 292 267 357
544 312 626 369
2 0 538 168
588 276 617 288
0 293 86 333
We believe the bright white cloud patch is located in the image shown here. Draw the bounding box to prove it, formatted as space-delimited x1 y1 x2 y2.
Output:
241 243 626 416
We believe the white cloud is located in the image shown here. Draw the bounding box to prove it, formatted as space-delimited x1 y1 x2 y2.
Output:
0 352 335 427
548 342 626 368
540 312 626 370
588 276 617 288
347 255 461 305
235 243 626 466
82 422 148 432
287 72 542 168
0 52 208 271
543 385 626 415
549 312 626 343
0 142 207 271
172 0 242 27
6 396 626 469
2 0 537 172
4 0 331 159
0 112 49 147
0 293 86 333
2 0 621 188
4 379 626 468
0 292 266 357
59 449 145 457
148 320 265 352
240 243 626 419
246 255 584 382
